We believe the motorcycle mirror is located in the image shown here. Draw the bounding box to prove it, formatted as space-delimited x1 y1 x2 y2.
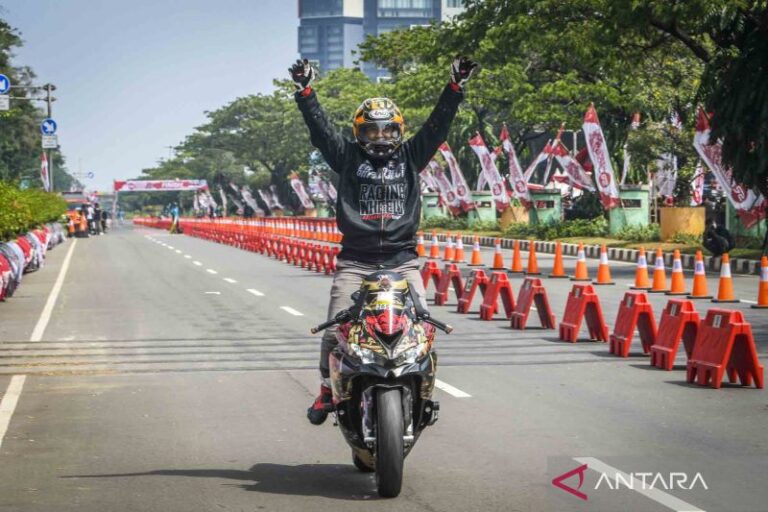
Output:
350 290 362 301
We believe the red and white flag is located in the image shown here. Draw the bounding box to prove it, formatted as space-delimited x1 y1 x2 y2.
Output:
499 124 532 207
583 104 620 209
694 108 766 227
290 173 315 209
419 167 439 193
40 153 50 191
690 161 705 207
523 141 551 184
428 160 462 214
468 133 509 211
550 140 596 192
438 142 474 211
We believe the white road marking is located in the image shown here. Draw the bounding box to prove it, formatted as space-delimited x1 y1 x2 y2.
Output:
184 255 192 259
193 261 203 266
434 379 471 398
247 289 265 297
206 269 218 275
280 306 304 316
175 249 182 254
167 246 175 250
530 306 538 311
223 278 237 284
573 457 705 512
742 299 757 304
204 291 221 295
30 240 77 342
0 375 26 451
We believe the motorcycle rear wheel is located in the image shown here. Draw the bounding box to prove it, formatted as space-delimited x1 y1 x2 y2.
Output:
375 388 404 498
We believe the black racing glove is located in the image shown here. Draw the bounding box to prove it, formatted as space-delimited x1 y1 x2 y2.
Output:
450 56 479 88
289 58 316 92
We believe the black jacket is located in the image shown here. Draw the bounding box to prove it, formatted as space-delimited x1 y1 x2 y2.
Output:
295 84 463 266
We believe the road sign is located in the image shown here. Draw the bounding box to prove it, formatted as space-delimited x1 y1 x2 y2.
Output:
42 135 58 149
86 171 95 179
0 95 8 111
0 74 10 94
41 118 57 135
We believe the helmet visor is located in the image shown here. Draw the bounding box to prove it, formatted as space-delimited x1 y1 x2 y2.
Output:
357 121 402 145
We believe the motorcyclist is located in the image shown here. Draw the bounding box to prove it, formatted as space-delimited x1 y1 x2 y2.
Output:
290 56 478 425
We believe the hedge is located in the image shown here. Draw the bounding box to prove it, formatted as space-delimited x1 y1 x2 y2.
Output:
0 181 67 241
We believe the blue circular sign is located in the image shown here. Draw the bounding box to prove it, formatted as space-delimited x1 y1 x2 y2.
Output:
0 74 10 94
86 172 95 179
41 118 57 135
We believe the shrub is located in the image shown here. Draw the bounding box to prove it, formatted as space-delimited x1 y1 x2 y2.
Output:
502 216 608 240
0 181 67 241
419 216 469 230
615 224 661 242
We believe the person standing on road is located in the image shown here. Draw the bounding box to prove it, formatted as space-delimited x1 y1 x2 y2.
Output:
290 56 478 425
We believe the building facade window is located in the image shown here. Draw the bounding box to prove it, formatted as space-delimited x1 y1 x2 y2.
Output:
298 26 319 53
377 0 433 18
446 0 462 7
300 0 343 18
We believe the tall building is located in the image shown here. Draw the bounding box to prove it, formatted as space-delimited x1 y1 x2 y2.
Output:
298 0 464 81
297 0 364 73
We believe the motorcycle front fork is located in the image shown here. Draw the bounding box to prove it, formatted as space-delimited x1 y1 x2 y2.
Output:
361 386 415 449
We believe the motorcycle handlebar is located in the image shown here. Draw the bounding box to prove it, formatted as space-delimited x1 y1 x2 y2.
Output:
421 315 453 334
311 310 453 335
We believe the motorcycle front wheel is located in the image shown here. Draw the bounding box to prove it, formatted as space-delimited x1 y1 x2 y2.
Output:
375 388 404 498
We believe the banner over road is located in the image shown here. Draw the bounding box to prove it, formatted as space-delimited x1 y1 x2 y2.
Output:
113 179 208 192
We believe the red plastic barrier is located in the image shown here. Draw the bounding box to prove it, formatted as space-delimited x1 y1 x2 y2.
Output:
434 263 464 306
510 278 556 330
608 292 657 357
558 284 609 343
456 269 490 314
686 310 764 389
479 272 516 320
650 300 700 370
421 261 443 292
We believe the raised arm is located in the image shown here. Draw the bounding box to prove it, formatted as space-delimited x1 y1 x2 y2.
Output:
291 59 346 173
405 56 479 171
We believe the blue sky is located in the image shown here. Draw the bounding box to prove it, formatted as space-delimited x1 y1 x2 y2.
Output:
1 0 298 191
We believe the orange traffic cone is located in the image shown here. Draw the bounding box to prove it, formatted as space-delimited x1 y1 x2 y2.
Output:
491 238 506 270
526 240 541 275
416 231 426 257
712 253 739 303
751 256 768 308
593 244 615 285
468 236 484 266
510 239 524 273
442 233 455 262
549 241 568 278
666 250 688 295
453 235 466 264
571 243 590 281
687 250 712 299
649 248 669 293
630 247 651 290
429 231 440 259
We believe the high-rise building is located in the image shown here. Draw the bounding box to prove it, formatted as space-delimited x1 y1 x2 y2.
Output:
298 0 364 73
298 0 464 81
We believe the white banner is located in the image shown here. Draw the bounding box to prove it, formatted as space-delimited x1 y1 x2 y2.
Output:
583 104 620 209
269 185 287 210
40 153 50 192
655 153 678 204
419 167 439 193
694 108 766 228
429 159 461 214
241 186 265 216
438 142 474 211
499 124 532 207
113 179 208 192
690 161 705 207
218 186 228 215
468 133 509 211
523 141 551 184
621 112 640 185
290 174 315 209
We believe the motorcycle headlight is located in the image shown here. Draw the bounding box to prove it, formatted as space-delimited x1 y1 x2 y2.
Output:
349 343 377 365
394 343 427 365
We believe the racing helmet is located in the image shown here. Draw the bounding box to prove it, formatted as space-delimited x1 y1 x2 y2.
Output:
352 98 405 158
359 271 411 342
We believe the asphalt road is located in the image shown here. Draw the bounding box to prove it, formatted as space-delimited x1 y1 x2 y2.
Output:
0 224 766 512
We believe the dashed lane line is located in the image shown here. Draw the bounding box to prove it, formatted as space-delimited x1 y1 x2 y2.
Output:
247 289 265 297
434 379 471 398
193 261 203 266
184 255 192 259
175 249 182 254
280 306 304 316
206 269 218 275
223 278 237 284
